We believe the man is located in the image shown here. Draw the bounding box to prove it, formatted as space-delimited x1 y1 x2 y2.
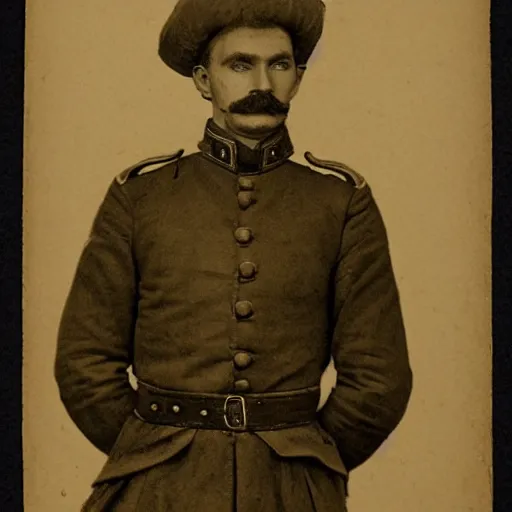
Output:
55 0 413 510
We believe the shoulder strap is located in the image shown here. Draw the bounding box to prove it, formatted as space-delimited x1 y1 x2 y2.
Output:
304 151 366 189
115 149 185 185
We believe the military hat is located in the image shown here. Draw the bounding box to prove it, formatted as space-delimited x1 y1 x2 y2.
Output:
158 0 326 77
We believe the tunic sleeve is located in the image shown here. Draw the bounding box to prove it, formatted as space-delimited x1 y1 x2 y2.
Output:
54 179 138 455
318 184 413 472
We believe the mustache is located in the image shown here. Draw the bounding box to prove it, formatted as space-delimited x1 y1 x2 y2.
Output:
228 90 290 115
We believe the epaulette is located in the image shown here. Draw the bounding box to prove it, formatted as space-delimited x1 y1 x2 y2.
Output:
304 151 366 189
115 149 185 185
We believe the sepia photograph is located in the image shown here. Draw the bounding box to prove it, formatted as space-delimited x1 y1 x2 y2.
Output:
22 1 492 510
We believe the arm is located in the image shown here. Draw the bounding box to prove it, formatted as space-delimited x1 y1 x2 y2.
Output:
54 179 138 455
318 184 413 472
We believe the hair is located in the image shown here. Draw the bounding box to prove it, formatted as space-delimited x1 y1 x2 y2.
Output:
197 20 299 69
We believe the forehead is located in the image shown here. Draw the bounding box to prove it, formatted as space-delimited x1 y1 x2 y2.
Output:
209 26 294 60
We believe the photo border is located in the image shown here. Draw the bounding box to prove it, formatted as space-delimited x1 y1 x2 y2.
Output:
0 1 510 510
0 0 24 510
491 1 512 511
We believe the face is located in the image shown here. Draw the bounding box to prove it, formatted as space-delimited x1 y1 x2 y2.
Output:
193 25 305 141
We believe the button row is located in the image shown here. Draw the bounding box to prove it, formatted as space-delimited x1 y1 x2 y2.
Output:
237 177 255 210
232 177 257 394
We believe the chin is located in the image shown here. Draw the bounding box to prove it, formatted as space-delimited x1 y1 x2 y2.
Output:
227 113 287 138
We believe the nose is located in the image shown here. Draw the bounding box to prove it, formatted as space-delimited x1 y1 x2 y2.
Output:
252 63 273 92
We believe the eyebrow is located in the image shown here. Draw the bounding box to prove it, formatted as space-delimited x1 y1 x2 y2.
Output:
221 51 294 66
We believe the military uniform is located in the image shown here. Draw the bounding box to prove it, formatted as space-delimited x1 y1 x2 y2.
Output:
55 1 413 511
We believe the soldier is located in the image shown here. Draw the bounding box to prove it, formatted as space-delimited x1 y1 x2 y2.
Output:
55 0 413 510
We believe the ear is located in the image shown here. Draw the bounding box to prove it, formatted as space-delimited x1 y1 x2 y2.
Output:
289 65 307 100
192 65 213 101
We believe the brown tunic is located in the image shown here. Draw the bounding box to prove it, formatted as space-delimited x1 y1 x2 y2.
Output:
55 119 413 511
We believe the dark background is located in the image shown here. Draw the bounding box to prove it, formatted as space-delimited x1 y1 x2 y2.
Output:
0 1 510 510
490 2 512 511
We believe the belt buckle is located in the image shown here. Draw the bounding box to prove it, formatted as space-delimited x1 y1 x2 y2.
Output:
223 395 247 431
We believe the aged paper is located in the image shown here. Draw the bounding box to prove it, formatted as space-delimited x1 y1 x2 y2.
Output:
23 1 492 510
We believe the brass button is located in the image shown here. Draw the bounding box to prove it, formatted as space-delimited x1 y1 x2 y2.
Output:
239 261 257 279
150 403 159 412
237 191 253 210
234 379 251 392
238 177 255 191
234 227 253 244
234 300 253 319
234 351 253 369
200 409 208 417
172 405 180 413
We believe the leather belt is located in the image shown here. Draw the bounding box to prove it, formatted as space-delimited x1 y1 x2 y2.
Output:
134 380 321 432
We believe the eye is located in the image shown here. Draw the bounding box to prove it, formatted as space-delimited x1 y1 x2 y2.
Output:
231 61 251 72
272 61 291 71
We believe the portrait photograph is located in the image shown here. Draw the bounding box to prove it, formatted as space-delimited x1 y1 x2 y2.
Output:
21 1 493 510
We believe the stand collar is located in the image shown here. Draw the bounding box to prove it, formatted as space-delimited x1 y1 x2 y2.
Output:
197 118 294 175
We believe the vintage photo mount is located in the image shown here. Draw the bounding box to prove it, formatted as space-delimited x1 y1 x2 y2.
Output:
1 1 511 511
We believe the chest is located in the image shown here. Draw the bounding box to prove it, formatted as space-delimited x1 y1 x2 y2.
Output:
131 169 343 298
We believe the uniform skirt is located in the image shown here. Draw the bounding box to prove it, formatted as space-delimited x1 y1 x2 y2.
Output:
81 417 348 512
